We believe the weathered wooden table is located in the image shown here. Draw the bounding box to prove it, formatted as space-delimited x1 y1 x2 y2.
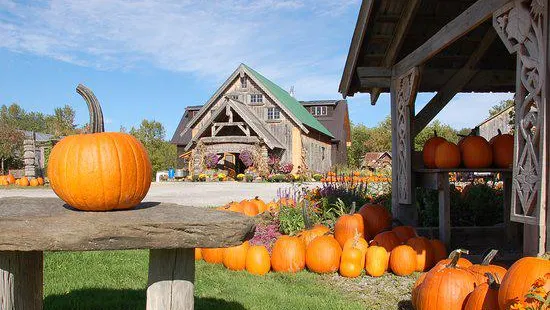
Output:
0 197 255 310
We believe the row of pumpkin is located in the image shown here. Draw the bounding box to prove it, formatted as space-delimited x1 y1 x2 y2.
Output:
422 130 513 169
0 174 45 187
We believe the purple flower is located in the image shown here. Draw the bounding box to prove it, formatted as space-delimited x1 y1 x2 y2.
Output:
239 150 254 167
279 162 293 174
249 221 282 254
204 153 220 169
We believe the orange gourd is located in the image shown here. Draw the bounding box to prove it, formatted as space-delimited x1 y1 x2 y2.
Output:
306 235 342 274
48 85 152 211
464 273 500 310
358 203 392 239
246 245 271 276
430 239 447 263
461 135 492 168
468 249 507 285
490 129 514 168
334 203 364 247
435 141 461 168
391 225 417 243
271 236 306 273
240 200 259 216
6 174 15 184
389 245 417 276
406 236 434 272
365 245 388 277
339 247 363 278
29 178 39 187
250 197 268 213
19 177 29 187
223 241 250 271
195 248 202 260
342 233 369 269
498 256 550 309
423 131 447 168
202 248 224 264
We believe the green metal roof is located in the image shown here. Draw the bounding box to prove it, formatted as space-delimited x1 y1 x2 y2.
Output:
242 64 335 138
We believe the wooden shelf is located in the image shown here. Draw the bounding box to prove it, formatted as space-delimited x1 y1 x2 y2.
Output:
414 167 512 173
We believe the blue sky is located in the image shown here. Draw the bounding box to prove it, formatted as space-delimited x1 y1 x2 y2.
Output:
0 0 513 138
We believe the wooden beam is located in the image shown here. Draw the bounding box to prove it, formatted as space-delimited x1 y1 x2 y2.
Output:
356 67 392 77
339 0 374 97
393 0 510 75
371 0 421 105
412 29 497 136
359 77 391 88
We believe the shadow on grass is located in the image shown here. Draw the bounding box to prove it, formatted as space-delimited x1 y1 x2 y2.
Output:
44 288 246 310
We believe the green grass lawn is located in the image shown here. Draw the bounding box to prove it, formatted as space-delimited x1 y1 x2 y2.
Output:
44 250 416 309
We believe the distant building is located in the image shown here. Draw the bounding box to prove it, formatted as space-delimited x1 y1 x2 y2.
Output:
476 106 514 141
361 152 392 170
170 64 350 176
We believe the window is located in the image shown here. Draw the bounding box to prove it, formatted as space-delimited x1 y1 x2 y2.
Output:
250 94 263 104
311 106 327 116
321 147 326 160
230 94 239 100
241 77 247 88
267 107 281 120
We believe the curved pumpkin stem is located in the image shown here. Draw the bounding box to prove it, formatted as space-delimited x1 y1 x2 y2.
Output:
485 272 501 289
76 84 104 134
433 130 438 137
481 249 499 265
497 129 502 136
446 249 469 268
302 200 312 230
349 201 356 214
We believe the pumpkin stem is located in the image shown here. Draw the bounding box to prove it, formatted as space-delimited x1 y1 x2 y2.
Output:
485 272 501 289
447 249 469 268
302 200 312 230
481 249 498 265
76 84 104 134
349 201 356 215
434 130 438 137
497 129 502 136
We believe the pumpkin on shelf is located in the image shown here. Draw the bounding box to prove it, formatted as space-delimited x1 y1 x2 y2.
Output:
498 256 550 309
391 225 417 243
422 131 447 168
460 134 493 168
306 235 342 274
490 129 514 168
334 202 364 247
464 273 500 310
434 140 461 169
365 245 388 277
246 245 271 276
389 245 417 276
468 249 507 285
202 248 224 264
223 241 250 271
406 236 434 272
358 203 392 239
271 236 306 273
47 84 152 211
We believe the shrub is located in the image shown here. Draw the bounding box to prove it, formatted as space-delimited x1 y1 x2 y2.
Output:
245 174 254 182
312 174 323 182
204 153 220 169
249 220 282 253
239 150 254 168
279 162 293 174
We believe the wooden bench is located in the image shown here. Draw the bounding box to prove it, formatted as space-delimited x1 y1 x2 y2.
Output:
0 197 255 310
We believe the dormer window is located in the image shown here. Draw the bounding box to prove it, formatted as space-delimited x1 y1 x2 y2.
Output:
267 107 280 120
251 94 263 104
230 94 239 100
311 106 327 116
241 77 247 88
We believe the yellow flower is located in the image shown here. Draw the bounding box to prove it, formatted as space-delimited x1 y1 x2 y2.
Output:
510 302 526 310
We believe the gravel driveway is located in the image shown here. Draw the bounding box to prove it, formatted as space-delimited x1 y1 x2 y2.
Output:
0 182 321 207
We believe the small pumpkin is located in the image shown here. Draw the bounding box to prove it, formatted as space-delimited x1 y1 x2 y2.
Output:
389 245 417 276
250 197 268 213
48 85 152 211
406 236 434 272
227 201 244 213
271 236 306 273
364 245 388 277
339 246 363 278
195 248 203 261
435 141 461 169
36 177 44 185
298 224 330 247
246 245 271 276
202 248 224 264
464 273 500 310
490 129 514 168
468 249 507 285
342 233 369 269
371 231 401 252
460 134 492 168
223 241 250 271
29 178 39 187
0 179 8 186
305 235 342 274
239 200 259 217
430 239 447 263
6 174 15 184
334 202 364 247
19 177 30 187
358 203 392 239
422 131 447 168
498 256 550 309
391 225 417 243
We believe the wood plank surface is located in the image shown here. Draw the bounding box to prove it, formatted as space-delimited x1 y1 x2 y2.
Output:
0 197 255 251
0 251 43 310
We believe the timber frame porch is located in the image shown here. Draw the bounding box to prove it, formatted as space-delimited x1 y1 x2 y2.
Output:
340 0 549 255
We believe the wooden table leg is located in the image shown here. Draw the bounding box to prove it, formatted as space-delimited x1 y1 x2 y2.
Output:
437 173 451 246
147 248 195 310
0 251 43 310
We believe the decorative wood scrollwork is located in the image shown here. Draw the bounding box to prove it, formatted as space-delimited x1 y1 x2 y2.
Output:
393 67 420 204
494 0 547 224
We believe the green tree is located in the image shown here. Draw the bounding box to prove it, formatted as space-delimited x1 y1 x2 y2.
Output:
45 105 77 137
414 120 459 151
129 120 177 179
363 116 392 152
0 103 78 136
0 121 24 173
489 99 514 116
347 123 371 168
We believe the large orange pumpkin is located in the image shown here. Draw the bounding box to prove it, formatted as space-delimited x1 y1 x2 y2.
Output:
19 177 29 187
430 239 447 263
433 249 473 271
371 231 401 252
48 85 152 211
246 245 271 276
460 135 492 168
490 129 514 168
223 241 250 271
468 249 507 285
498 256 550 309
334 203 364 247
358 204 392 239
339 246 363 278
271 236 306 273
389 245 417 276
392 225 417 243
202 248 224 264
305 235 342 274
298 224 330 246
422 131 447 168
365 245 388 277
435 141 461 169
464 273 500 310
415 250 477 310
406 237 434 272
411 272 427 309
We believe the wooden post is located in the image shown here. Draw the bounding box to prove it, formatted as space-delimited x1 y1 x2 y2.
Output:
437 173 451 245
0 251 43 310
147 248 195 310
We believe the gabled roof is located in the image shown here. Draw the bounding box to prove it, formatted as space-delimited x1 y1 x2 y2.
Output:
476 105 514 128
243 64 334 138
184 98 284 151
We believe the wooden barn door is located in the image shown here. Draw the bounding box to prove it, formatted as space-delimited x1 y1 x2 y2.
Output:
224 153 236 178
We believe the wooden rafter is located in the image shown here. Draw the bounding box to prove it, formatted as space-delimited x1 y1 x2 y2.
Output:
393 0 511 75
412 29 498 137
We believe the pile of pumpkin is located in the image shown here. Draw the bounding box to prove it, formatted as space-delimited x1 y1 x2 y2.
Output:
0 174 44 187
215 197 280 216
423 130 514 169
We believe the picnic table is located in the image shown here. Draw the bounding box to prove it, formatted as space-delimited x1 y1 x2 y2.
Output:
0 197 255 310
